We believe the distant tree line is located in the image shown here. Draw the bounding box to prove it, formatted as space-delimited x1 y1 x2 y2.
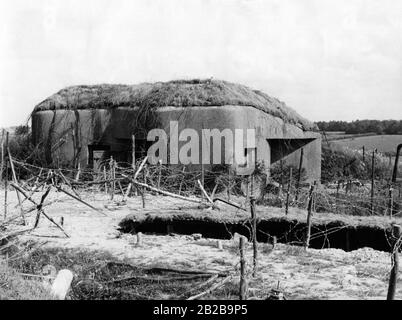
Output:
316 120 402 135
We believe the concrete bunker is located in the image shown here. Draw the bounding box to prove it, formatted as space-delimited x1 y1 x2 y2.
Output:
31 79 321 181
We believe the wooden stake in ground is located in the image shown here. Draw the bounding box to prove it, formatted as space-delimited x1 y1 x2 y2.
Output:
227 166 231 201
336 180 340 213
111 157 116 200
75 163 81 181
362 145 365 162
157 159 162 189
140 185 146 208
239 236 247 300
0 129 4 181
250 196 258 277
285 168 292 215
370 149 376 215
387 224 401 300
131 134 136 170
304 182 316 250
178 166 186 195
388 186 394 218
295 148 304 202
103 165 108 194
4 131 9 219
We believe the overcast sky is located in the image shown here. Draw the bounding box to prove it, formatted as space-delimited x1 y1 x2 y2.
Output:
0 0 401 127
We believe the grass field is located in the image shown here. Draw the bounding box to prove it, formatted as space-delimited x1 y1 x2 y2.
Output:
331 134 402 154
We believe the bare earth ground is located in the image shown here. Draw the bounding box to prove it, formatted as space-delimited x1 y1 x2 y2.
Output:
1 187 401 300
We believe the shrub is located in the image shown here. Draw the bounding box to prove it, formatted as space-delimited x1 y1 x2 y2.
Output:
321 145 392 183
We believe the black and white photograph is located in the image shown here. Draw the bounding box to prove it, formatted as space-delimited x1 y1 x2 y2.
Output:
0 0 401 309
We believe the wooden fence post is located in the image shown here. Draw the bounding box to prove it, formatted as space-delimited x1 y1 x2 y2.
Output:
336 180 340 213
139 179 146 208
362 145 365 162
75 163 81 182
109 156 115 200
157 159 162 189
239 236 247 300
0 129 4 181
285 168 292 215
295 148 304 202
4 132 9 219
103 165 108 195
250 196 258 277
387 224 401 300
388 186 394 218
227 166 231 201
304 182 316 250
178 166 186 195
370 150 376 215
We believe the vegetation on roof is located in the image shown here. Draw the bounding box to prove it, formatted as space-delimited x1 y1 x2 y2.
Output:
33 79 317 131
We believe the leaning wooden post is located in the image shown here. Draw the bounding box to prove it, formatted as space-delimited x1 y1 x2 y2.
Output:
387 224 401 300
250 195 258 277
370 150 376 215
239 236 247 300
4 131 9 219
304 182 316 250
201 163 205 199
285 168 292 215
295 148 304 202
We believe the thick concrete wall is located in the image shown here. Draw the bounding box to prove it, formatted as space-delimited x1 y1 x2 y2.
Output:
31 105 321 180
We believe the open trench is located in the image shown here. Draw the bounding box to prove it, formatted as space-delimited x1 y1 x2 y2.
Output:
119 217 394 253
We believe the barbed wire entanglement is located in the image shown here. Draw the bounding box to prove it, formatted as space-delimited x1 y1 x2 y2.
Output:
2 153 401 241
1 137 402 299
